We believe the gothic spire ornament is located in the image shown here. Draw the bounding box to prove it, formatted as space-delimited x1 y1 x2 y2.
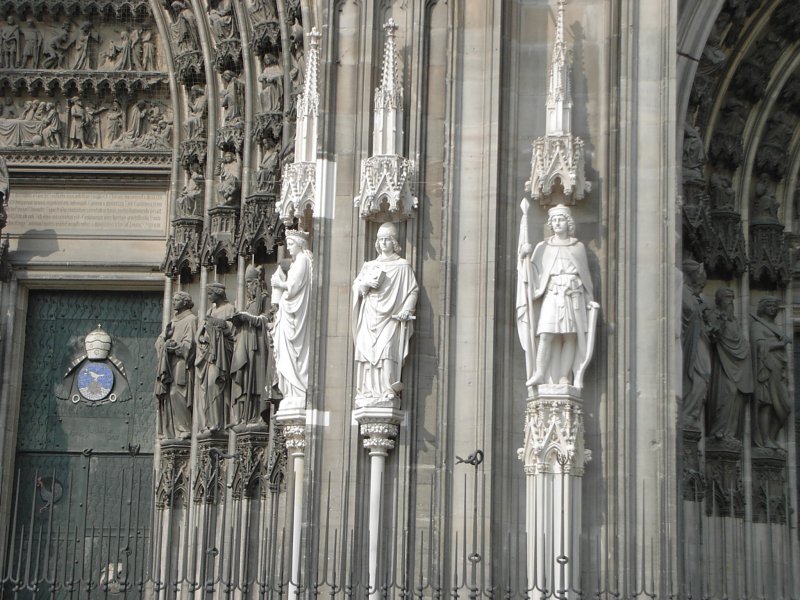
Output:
279 27 321 225
525 0 588 206
354 19 417 223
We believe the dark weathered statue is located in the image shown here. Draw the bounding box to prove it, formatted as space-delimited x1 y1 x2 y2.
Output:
155 291 197 439
750 297 791 449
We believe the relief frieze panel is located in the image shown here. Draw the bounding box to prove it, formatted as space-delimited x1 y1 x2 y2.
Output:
0 3 171 169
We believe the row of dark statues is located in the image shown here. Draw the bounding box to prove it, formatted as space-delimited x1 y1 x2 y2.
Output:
682 259 790 450
154 266 279 439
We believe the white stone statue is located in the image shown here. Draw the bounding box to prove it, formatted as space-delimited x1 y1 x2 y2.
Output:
351 222 418 406
270 230 313 409
516 203 598 389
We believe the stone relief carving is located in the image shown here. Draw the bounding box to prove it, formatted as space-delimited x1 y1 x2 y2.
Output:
19 17 42 69
750 175 789 287
195 283 236 433
270 230 313 409
706 288 752 443
681 259 713 430
0 16 22 69
258 52 283 114
185 84 207 140
351 222 418 407
682 122 708 206
755 110 793 181
176 159 205 218
208 0 237 41
220 70 245 127
72 21 101 69
249 0 280 58
750 297 790 450
155 291 197 440
731 32 783 104
230 265 277 427
709 97 747 170
217 150 242 207
516 203 599 390
155 442 190 508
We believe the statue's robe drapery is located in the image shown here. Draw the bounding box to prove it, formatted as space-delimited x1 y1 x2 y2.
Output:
231 295 275 424
195 302 235 431
351 254 418 401
750 314 790 447
707 313 752 440
516 236 593 385
155 310 197 439
272 252 312 405
681 284 712 425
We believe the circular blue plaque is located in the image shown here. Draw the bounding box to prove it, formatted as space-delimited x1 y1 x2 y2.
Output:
77 363 115 402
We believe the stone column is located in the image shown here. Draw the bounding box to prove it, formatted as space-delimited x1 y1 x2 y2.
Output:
276 408 307 597
353 406 404 593
520 385 588 597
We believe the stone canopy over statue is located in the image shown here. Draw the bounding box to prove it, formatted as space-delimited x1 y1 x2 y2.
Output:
516 203 599 391
352 222 418 407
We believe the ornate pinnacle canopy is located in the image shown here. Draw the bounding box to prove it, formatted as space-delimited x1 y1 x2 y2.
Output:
526 0 587 206
356 19 417 223
375 19 401 112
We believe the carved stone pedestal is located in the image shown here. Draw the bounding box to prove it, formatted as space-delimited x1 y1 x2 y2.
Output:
163 216 203 276
353 406 404 592
751 447 787 524
520 385 589 597
275 407 307 596
238 193 279 258
204 205 238 266
157 440 191 509
232 427 270 500
704 438 744 517
681 427 705 501
280 161 316 224
155 440 191 600
750 221 790 287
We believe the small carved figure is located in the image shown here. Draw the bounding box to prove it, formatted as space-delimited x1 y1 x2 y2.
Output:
681 259 714 429
72 21 100 70
220 70 244 126
753 174 780 222
271 230 313 407
155 291 197 440
20 18 43 69
706 289 753 442
41 25 69 69
230 265 277 425
176 160 204 217
185 85 207 140
217 150 241 206
67 97 90 148
352 222 418 406
170 1 200 54
249 0 279 26
709 172 735 211
114 100 149 148
195 283 235 433
0 16 21 69
208 0 235 40
103 100 124 147
750 297 791 449
517 204 599 388
42 102 62 147
103 29 134 71
255 145 279 193
133 28 156 71
682 122 707 190
258 52 283 113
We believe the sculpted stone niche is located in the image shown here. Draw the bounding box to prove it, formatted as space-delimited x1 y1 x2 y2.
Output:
351 222 418 408
155 291 197 440
516 203 598 392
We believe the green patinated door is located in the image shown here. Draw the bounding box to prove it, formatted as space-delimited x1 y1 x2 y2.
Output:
7 290 162 598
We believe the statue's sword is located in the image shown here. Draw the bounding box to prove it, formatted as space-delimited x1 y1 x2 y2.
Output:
573 301 599 389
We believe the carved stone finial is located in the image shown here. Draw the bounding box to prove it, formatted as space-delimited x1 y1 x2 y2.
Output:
354 20 417 223
525 0 588 207
280 27 321 224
